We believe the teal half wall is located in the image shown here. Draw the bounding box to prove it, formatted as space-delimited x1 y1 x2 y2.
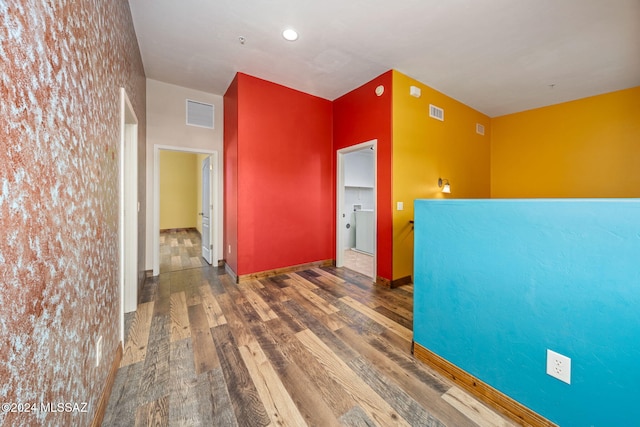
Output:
413 199 640 426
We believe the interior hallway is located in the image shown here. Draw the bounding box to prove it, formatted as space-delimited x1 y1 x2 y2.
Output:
103 264 516 426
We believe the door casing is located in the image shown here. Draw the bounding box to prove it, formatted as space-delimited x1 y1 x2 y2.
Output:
152 145 219 276
336 139 377 280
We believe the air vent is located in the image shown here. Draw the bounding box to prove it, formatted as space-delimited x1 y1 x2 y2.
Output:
186 99 214 129
476 123 485 135
429 104 444 121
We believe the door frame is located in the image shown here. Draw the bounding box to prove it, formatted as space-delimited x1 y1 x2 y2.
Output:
119 88 138 343
336 139 377 281
152 145 219 276
200 155 213 264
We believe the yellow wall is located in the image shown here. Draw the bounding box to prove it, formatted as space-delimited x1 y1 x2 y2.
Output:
159 151 199 229
491 86 640 198
392 70 491 280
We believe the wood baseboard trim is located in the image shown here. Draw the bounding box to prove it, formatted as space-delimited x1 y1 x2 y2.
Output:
159 227 198 233
224 263 238 283
237 259 334 283
376 274 412 289
413 343 557 427
91 342 123 427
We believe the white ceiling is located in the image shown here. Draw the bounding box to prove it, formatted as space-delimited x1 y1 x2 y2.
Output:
129 0 640 117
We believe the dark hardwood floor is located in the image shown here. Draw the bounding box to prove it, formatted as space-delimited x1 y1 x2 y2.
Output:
103 264 515 426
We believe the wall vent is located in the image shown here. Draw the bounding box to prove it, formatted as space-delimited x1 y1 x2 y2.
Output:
476 123 485 135
429 104 444 121
186 99 214 129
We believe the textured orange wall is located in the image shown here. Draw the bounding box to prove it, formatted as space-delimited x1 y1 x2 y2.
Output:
1 1 146 426
491 87 640 198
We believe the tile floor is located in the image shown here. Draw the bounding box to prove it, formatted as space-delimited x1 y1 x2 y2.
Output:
343 248 374 278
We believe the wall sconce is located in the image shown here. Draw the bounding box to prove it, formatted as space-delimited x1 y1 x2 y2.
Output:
438 177 451 194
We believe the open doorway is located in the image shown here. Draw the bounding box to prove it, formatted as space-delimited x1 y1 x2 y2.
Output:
152 146 218 276
336 140 377 280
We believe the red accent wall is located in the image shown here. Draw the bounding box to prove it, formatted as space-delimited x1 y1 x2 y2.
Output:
225 73 333 276
223 75 239 273
333 71 393 281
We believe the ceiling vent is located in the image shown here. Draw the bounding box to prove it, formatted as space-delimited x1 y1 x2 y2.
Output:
476 123 485 135
186 99 214 129
429 104 444 121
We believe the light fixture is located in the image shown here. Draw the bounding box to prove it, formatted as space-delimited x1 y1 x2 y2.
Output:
438 177 451 194
282 28 299 41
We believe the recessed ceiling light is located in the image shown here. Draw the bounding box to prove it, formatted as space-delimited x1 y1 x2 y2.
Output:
282 28 298 41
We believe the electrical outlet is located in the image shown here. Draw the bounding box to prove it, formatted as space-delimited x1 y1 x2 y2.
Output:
547 349 571 384
96 336 103 368
228 244 231 254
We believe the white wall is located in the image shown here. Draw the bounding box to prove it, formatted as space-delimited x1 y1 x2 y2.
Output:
145 79 224 269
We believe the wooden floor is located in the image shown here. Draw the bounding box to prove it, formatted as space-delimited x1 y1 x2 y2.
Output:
160 229 209 274
103 265 516 427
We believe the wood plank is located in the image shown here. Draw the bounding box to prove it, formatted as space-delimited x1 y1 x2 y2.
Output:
284 299 357 363
200 284 227 327
238 340 308 426
193 372 215 426
285 272 320 291
138 314 170 405
340 295 413 343
311 267 346 284
211 324 271 427
215 288 257 348
238 281 278 321
348 356 446 427
295 328 411 427
188 303 220 374
249 317 341 427
121 301 155 366
134 395 168 427
169 291 191 342
338 406 376 427
207 368 240 427
169 338 203 426
102 361 144 425
334 326 477 427
153 276 170 316
292 284 340 315
442 386 516 427
414 343 558 427
373 304 412 330
263 319 356 418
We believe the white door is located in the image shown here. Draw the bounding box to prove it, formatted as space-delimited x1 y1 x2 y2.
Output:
201 156 213 264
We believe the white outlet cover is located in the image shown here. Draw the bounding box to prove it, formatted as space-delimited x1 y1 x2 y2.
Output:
96 336 103 367
397 201 404 211
547 349 571 384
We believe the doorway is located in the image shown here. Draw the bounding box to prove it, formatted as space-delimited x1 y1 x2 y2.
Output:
119 88 138 343
152 146 218 276
336 140 377 280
